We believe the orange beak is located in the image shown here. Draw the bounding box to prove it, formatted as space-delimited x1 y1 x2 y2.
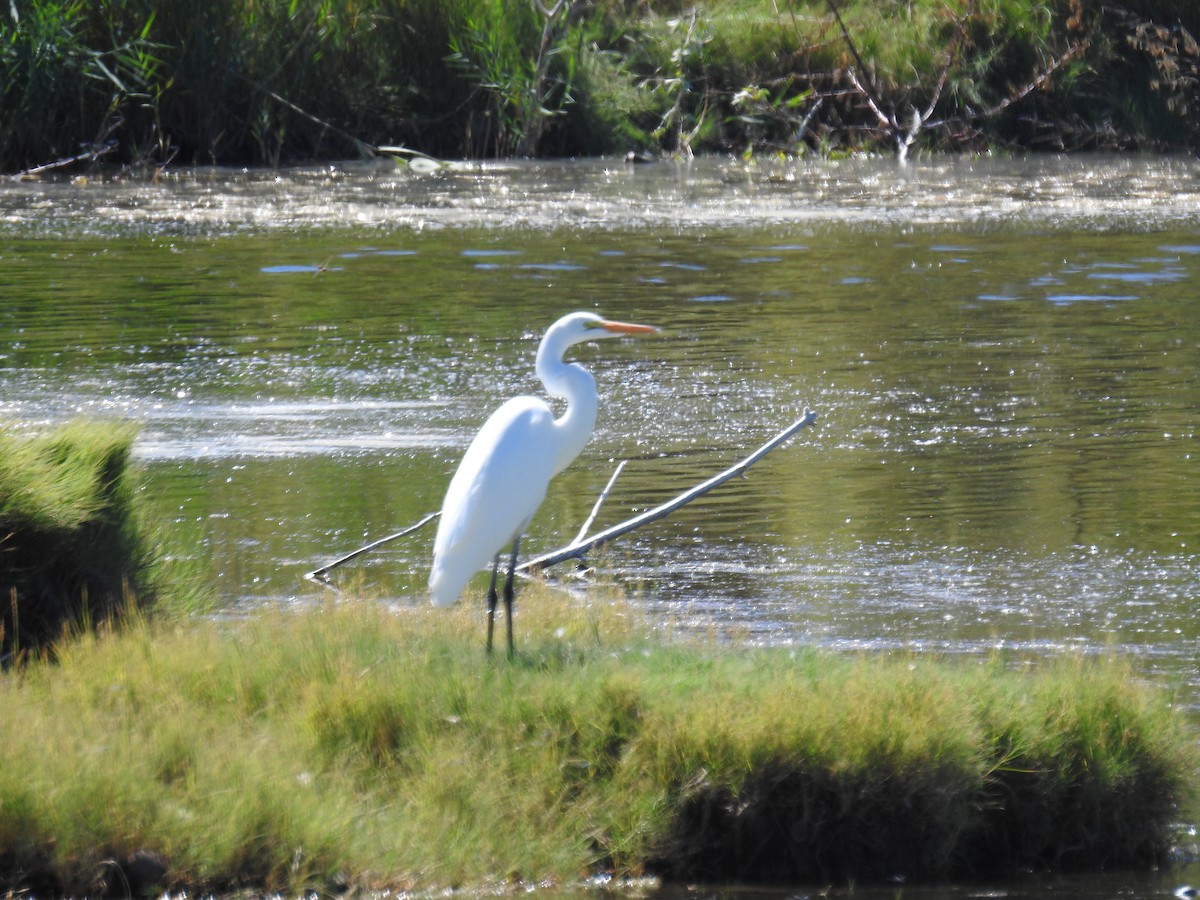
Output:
597 319 660 335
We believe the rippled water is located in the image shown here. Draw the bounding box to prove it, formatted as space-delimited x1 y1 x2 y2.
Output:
2 156 1199 895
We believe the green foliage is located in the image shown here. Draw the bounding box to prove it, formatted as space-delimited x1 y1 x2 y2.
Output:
0 0 1198 167
551 32 657 154
446 0 557 156
0 592 1194 894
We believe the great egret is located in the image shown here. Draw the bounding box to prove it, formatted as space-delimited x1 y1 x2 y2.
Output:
428 311 659 656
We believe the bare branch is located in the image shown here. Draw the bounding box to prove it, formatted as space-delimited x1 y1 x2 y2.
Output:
844 67 894 132
574 459 626 545
919 0 974 126
834 0 976 159
825 0 1088 160
14 116 122 179
518 410 818 574
304 411 818 595
796 95 826 146
254 81 377 158
978 39 1091 119
305 512 440 591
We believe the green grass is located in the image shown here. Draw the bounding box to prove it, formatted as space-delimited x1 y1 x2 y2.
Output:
0 587 1195 895
0 421 176 660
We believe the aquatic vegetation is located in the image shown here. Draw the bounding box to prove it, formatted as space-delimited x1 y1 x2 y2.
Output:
0 590 1194 894
1 0 1198 171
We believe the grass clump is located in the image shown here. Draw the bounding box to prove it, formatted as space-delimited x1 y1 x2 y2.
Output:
0 420 170 660
0 588 1195 895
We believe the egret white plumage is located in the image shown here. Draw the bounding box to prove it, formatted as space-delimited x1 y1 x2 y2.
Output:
428 311 658 656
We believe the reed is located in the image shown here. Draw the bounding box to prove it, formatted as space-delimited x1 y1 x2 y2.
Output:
0 588 1194 895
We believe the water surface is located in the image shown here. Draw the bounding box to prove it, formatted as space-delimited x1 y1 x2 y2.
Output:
2 155 1199 894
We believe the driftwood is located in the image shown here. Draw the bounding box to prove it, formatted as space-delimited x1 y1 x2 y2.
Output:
518 409 817 573
14 139 117 180
573 459 626 545
304 410 817 591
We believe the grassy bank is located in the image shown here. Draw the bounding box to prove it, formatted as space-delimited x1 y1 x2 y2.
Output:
0 588 1195 896
2 0 1198 172
0 421 179 661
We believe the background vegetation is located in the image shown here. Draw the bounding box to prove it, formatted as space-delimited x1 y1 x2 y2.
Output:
1 0 1198 173
0 590 1195 896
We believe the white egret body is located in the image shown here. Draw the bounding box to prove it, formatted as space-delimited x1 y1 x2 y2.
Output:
428 311 658 655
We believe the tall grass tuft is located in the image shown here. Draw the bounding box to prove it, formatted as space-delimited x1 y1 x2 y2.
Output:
0 420 164 659
0 588 1194 894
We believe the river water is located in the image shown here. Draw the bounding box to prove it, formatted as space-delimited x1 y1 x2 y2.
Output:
2 155 1199 897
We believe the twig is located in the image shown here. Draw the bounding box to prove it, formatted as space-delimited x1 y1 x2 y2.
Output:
795 95 825 147
843 67 895 133
977 38 1091 119
305 512 440 592
517 410 818 574
826 0 884 117
573 460 626 545
919 0 973 125
238 74 377 159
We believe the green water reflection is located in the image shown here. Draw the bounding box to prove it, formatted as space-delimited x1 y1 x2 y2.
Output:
1 221 1197 703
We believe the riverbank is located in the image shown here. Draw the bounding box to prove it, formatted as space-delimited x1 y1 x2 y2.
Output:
0 587 1196 896
2 1 1198 174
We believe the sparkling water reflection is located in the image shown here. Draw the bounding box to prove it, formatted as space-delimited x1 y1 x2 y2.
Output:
3 155 1199 896
4 155 1200 235
0 170 1195 657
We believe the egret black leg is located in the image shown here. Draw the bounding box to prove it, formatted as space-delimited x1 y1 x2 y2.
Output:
503 537 521 659
485 552 501 655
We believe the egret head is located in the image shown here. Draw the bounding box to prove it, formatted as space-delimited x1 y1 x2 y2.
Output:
548 311 660 349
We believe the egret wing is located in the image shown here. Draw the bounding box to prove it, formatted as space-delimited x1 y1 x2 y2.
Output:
429 397 558 605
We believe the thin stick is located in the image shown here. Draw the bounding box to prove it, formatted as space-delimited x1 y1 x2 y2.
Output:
15 140 118 179
573 459 626 545
305 511 440 590
976 39 1091 120
827 0 893 133
517 409 817 574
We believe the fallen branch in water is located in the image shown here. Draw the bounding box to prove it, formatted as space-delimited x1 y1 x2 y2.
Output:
828 0 971 160
518 409 818 574
14 138 118 180
304 410 817 592
305 512 440 591
573 459 626 545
